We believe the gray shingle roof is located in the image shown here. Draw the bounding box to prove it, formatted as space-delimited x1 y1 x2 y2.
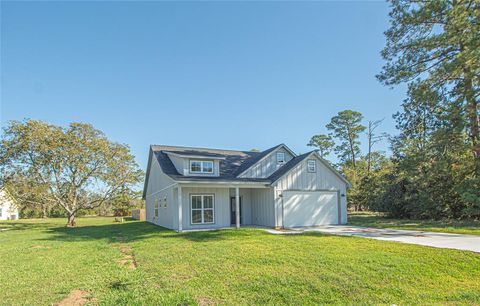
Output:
150 145 280 182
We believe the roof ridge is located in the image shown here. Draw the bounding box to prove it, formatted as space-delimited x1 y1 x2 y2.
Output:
150 144 261 154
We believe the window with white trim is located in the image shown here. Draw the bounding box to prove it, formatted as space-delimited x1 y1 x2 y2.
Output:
190 160 214 174
307 160 316 172
163 196 167 208
276 152 286 164
154 199 159 218
191 194 214 224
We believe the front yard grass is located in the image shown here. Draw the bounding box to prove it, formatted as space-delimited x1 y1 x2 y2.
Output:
0 217 479 305
348 211 480 236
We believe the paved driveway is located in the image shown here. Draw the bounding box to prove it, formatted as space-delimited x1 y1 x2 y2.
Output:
273 226 480 253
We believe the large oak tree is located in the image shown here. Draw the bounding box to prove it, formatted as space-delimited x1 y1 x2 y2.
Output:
0 120 143 226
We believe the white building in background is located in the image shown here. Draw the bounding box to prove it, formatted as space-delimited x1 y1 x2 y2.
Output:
0 189 19 220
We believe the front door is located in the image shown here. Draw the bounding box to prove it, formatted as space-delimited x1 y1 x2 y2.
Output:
230 197 242 225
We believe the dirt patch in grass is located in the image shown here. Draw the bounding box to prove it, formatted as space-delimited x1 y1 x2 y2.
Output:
197 296 215 306
118 245 137 269
56 289 89 306
31 245 50 249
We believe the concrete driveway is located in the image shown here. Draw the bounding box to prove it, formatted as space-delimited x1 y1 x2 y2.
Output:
272 226 480 253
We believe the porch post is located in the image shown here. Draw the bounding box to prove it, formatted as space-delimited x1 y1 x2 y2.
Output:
178 185 183 232
235 187 240 229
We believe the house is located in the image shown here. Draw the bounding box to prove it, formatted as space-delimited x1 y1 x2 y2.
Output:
142 144 350 231
0 189 19 221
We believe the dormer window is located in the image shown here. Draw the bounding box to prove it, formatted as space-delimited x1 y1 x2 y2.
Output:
277 152 285 164
190 160 214 174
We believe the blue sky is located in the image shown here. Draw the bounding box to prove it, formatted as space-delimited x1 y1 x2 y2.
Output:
1 1 406 170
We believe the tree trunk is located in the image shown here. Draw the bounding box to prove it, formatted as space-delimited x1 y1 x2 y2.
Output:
367 122 372 175
464 73 480 176
41 204 47 218
66 213 76 227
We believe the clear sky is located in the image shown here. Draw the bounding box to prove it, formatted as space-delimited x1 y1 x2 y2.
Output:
1 1 406 170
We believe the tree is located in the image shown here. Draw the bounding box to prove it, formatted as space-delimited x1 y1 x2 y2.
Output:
0 120 143 226
366 119 387 174
326 110 366 167
378 0 480 175
383 82 477 219
307 134 334 158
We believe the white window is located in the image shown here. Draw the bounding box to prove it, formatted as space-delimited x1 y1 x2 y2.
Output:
154 199 159 218
163 196 167 208
190 160 214 174
307 160 316 172
191 194 214 224
277 152 286 164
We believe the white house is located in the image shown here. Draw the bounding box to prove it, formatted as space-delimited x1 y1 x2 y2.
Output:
0 189 19 221
142 144 350 231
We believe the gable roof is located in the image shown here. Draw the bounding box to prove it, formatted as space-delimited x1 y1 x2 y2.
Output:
267 151 314 182
235 144 296 177
268 151 352 187
142 144 351 199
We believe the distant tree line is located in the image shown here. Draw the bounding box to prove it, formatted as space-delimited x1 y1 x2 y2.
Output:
308 0 479 220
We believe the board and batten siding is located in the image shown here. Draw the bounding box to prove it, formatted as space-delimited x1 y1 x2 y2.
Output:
228 188 253 225
145 153 177 229
251 188 276 227
273 155 348 224
239 148 294 179
180 187 230 230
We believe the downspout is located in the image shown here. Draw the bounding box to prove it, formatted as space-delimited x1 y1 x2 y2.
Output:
278 189 285 229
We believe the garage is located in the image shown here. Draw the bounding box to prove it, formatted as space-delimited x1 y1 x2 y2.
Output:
282 191 340 227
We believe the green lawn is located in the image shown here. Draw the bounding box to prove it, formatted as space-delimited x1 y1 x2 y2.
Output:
0 218 479 305
348 212 480 236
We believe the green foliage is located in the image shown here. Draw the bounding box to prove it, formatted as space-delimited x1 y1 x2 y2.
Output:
378 0 480 175
326 110 366 167
306 134 334 158
0 119 144 225
373 0 480 219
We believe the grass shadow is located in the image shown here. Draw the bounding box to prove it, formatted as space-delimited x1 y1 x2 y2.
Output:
42 220 270 243
162 228 261 242
41 220 166 243
0 221 57 231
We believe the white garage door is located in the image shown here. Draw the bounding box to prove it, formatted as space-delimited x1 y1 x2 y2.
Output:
283 191 339 228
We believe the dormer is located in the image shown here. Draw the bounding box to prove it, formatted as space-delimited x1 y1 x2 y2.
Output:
164 151 224 176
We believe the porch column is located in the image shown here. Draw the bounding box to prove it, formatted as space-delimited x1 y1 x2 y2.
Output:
235 187 240 229
178 185 183 232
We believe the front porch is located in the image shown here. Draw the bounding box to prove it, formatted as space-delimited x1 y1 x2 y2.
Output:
175 184 276 231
